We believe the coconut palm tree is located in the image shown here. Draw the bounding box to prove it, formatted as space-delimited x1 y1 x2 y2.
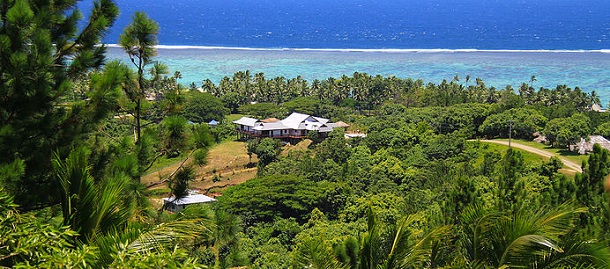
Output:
294 208 450 269
53 147 132 243
53 147 210 267
530 75 537 89
458 203 610 268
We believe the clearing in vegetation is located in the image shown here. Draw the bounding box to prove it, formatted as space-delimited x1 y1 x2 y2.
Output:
143 140 257 194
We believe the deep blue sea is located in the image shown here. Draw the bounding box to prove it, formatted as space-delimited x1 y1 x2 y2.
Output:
80 0 610 105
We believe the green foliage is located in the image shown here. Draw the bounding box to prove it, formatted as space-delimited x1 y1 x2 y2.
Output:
119 12 159 66
306 130 320 142
193 148 210 167
169 166 194 200
240 218 302 268
339 193 407 224
238 102 286 119
109 247 202 268
294 208 451 269
248 138 283 172
2 4 609 266
211 120 237 142
457 204 609 268
594 122 610 139
0 0 119 207
93 219 210 268
478 108 547 139
543 113 592 148
540 156 564 177
0 189 97 268
575 144 610 239
52 147 132 243
0 158 25 198
497 148 524 210
219 175 328 224
182 90 229 123
314 129 350 164
191 123 215 149
118 11 168 151
284 96 322 115
161 116 189 157
422 131 466 160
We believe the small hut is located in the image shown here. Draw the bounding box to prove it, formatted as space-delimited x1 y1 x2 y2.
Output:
334 121 350 131
208 119 219 127
163 194 216 212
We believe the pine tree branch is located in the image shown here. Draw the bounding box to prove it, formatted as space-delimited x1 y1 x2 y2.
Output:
146 151 195 188
142 151 166 173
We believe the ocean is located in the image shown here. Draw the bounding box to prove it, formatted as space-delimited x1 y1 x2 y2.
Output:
83 0 610 105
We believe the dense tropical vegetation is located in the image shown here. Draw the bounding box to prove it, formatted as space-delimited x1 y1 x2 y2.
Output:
2 0 610 268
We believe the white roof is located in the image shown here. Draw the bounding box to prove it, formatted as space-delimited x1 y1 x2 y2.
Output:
318 126 334 132
590 135 610 149
253 121 287 131
281 112 312 129
592 104 607 112
312 116 330 124
281 112 331 130
345 133 367 138
233 117 260 127
163 194 216 205
233 112 337 133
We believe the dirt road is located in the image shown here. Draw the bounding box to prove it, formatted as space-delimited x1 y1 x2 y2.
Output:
478 140 582 173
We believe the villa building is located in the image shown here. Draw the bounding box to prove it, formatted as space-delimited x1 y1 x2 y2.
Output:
233 112 345 140
571 135 610 155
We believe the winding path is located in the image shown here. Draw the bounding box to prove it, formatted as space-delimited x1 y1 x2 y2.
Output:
478 140 582 173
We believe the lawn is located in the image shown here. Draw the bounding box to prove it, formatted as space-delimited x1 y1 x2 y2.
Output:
483 142 546 165
496 139 588 165
226 114 244 122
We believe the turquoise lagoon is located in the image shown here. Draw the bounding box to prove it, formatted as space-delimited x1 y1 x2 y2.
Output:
107 46 610 106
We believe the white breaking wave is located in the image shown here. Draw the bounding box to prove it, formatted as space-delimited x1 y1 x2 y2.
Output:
104 44 610 53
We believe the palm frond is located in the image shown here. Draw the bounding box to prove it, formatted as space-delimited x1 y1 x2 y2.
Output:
293 236 348 269
536 236 610 269
384 213 423 268
359 206 383 269
533 204 587 239
491 204 588 267
92 219 208 268
499 234 562 265
400 225 452 268
459 204 503 262
129 219 209 253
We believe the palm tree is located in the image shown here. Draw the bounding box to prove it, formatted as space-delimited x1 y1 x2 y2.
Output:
53 147 132 243
530 75 537 89
172 206 242 268
53 147 211 267
254 72 268 102
202 79 218 95
458 204 610 268
294 208 450 269
452 74 460 83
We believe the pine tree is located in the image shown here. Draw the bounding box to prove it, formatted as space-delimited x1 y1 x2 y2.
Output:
0 0 119 209
575 144 610 239
118 11 160 145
